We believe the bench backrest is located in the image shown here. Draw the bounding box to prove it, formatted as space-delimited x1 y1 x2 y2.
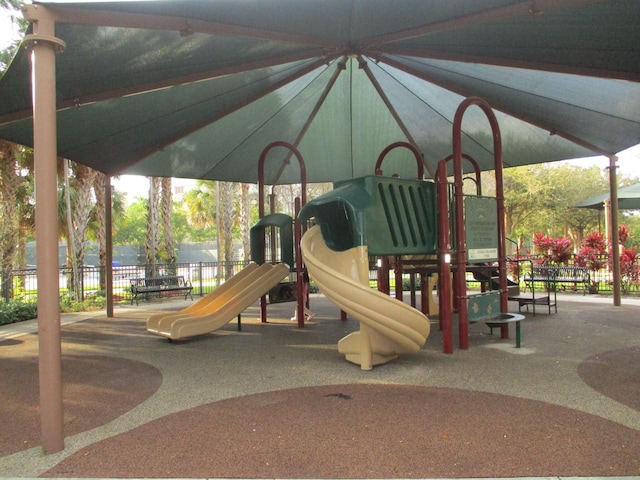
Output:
531 265 556 279
553 266 590 281
531 265 589 281
131 276 186 287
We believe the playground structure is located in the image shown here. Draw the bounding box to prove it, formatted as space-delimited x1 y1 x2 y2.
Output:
148 98 522 361
147 141 309 339
300 97 522 361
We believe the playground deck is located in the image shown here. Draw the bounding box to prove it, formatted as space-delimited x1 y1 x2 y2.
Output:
1 293 639 478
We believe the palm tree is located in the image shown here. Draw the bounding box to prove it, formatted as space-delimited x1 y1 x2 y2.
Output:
239 183 252 261
0 140 24 300
0 0 25 73
183 180 217 230
145 177 161 277
159 177 176 273
90 172 125 292
182 179 219 283
59 160 99 300
219 181 236 279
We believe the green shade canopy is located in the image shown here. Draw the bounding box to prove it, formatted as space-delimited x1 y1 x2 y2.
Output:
0 0 639 184
575 183 640 210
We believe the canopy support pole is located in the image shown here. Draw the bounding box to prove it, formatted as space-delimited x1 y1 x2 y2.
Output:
105 175 114 317
608 155 621 306
27 17 66 453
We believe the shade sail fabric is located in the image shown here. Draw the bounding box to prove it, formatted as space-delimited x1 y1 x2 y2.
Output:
575 183 640 210
0 0 639 183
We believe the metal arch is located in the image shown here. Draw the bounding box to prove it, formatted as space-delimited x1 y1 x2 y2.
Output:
256 141 308 327
452 96 507 350
374 141 424 179
257 141 307 217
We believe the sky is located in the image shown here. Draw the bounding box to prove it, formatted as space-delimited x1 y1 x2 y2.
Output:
2 7 640 199
1 7 21 48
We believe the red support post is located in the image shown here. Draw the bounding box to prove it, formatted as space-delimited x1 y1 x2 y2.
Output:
436 160 453 354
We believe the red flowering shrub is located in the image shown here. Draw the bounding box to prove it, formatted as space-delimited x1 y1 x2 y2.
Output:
619 224 629 245
582 231 608 251
575 231 607 272
616 225 639 294
533 233 573 265
532 233 553 254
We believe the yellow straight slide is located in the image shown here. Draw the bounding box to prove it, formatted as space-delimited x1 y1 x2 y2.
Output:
147 263 258 333
147 262 261 334
146 262 289 340
301 225 430 370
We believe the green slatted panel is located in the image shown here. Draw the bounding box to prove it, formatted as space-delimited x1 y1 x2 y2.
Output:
299 175 437 256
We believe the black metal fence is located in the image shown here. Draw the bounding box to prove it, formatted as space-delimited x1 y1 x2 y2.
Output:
3 254 638 304
466 254 640 296
2 261 264 304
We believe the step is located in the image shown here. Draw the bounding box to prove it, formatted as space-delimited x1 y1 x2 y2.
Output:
508 294 555 307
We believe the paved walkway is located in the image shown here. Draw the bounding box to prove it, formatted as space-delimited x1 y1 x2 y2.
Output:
1 292 639 479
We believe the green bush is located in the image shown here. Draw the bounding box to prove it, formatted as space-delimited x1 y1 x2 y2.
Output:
0 300 38 326
59 293 107 312
0 292 109 327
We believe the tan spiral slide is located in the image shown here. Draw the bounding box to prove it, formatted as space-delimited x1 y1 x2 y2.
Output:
146 262 289 340
301 225 430 370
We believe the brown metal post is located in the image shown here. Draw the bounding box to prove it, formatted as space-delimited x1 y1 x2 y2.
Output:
493 137 509 337
26 18 66 453
394 256 403 301
436 160 453 353
378 256 390 294
105 176 114 318
420 274 428 315
609 155 622 306
294 197 304 327
452 105 469 349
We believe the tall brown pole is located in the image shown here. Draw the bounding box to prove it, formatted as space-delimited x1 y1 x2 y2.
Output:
452 104 470 349
105 176 114 317
609 155 622 306
25 18 66 453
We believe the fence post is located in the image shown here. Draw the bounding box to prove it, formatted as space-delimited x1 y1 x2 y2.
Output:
2 272 10 303
80 265 85 302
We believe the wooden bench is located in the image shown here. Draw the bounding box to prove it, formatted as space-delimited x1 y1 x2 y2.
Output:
468 291 525 348
524 265 590 295
130 275 193 305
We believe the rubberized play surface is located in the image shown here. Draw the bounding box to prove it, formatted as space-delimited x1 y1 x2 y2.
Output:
1 293 639 478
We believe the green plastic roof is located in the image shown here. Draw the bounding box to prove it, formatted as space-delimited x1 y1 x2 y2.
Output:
575 182 640 210
0 0 639 183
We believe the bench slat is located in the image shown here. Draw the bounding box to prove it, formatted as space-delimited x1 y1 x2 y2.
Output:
130 275 193 305
523 265 590 295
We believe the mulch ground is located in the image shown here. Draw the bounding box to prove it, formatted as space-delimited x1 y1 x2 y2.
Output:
0 354 162 457
40 384 640 478
578 345 640 412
